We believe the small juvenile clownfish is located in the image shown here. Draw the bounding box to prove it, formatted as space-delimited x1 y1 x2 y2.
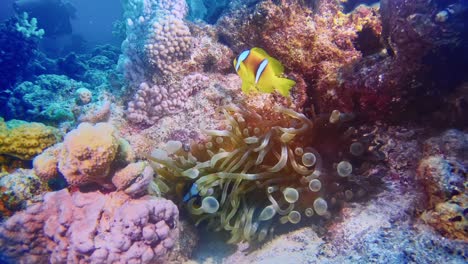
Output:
183 182 200 203
233 47 296 97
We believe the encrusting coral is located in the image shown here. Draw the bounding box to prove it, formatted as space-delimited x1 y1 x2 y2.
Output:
149 103 373 243
127 73 209 126
417 129 467 240
0 169 49 220
0 188 179 263
0 117 61 160
33 122 135 188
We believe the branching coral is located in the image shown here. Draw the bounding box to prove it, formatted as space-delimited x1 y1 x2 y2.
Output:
15 12 45 38
149 104 369 243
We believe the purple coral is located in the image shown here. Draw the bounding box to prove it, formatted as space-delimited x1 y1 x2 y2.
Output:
0 189 179 263
118 0 192 85
127 73 209 126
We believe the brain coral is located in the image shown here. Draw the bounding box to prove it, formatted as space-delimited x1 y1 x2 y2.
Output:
34 122 136 188
150 104 371 243
0 118 61 160
58 122 119 186
0 189 179 263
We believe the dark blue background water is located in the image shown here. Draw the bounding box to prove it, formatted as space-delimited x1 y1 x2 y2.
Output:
0 0 122 52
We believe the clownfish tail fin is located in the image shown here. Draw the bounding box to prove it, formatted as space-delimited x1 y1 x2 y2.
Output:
275 77 296 97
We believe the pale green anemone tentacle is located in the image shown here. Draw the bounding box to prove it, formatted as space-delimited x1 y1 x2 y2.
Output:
256 144 272 165
253 131 272 152
203 129 242 145
243 206 256 241
337 160 352 177
226 149 253 172
267 192 294 215
220 148 242 169
220 179 232 205
288 147 315 175
222 108 242 137
267 143 288 172
258 205 276 221
244 136 259 144
283 187 299 203
313 197 328 216
210 152 231 167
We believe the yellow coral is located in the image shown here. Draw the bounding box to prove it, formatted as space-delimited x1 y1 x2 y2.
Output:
0 118 61 160
58 122 119 186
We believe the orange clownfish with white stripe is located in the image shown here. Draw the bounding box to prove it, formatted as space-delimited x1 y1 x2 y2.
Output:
233 47 296 97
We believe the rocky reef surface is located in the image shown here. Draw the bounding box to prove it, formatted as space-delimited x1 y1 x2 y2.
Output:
0 0 466 263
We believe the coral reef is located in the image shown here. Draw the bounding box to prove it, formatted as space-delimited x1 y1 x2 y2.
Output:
417 129 467 240
58 122 118 186
183 24 233 74
0 169 48 220
190 124 466 263
217 0 468 120
74 99 112 124
75 87 93 105
127 73 209 126
0 189 179 264
15 12 45 38
119 0 193 85
56 53 87 80
112 161 155 197
0 16 41 91
33 123 135 188
187 0 230 23
338 0 468 119
150 104 374 243
4 74 88 123
0 118 61 160
217 0 381 113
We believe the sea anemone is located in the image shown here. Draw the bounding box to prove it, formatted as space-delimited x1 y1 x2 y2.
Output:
149 104 372 243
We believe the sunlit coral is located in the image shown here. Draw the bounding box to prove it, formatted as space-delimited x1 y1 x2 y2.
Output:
34 122 135 188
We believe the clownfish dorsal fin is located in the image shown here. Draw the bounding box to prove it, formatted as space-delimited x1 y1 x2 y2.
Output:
251 47 285 75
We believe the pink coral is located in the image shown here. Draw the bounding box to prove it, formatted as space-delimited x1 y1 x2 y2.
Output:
75 100 112 124
127 73 209 126
119 0 192 83
0 189 179 263
112 161 154 197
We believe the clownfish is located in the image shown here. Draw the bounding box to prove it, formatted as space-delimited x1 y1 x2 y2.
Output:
233 47 296 97
183 182 200 202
